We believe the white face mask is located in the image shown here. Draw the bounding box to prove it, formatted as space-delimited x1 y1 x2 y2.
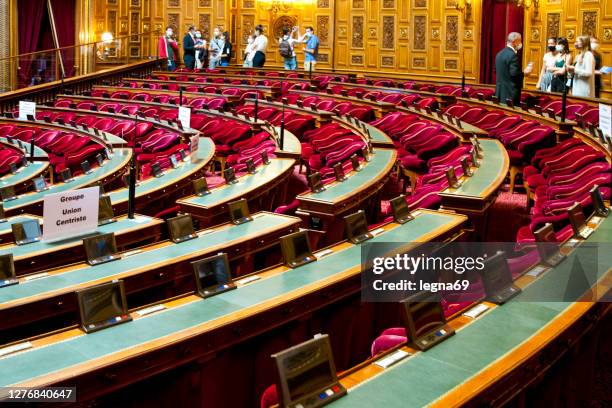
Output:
516 43 522 51
196 33 202 38
555 45 564 53
591 42 599 50
166 30 173 37
247 38 253 44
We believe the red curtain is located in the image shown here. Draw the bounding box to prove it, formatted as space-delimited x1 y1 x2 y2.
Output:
17 0 46 86
480 0 525 84
49 0 76 78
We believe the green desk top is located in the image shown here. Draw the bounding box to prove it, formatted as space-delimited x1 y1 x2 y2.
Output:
0 139 48 189
0 215 40 236
177 158 295 209
0 212 299 308
4 149 132 212
362 122 393 146
0 210 463 387
298 149 397 204
276 129 301 155
108 138 215 205
329 218 612 408
0 214 159 261
441 139 508 199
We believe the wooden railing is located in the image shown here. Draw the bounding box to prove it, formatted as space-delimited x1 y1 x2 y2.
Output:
0 59 165 113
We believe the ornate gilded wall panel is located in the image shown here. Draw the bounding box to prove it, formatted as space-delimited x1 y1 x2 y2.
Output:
352 15 363 48
547 13 560 39
413 15 426 50
445 15 458 52
382 15 394 50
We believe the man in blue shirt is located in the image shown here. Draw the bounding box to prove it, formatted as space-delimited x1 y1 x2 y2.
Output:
299 26 319 72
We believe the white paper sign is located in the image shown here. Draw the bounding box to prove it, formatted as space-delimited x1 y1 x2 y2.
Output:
190 134 199 153
42 187 99 242
178 106 191 130
18 101 36 121
599 103 611 138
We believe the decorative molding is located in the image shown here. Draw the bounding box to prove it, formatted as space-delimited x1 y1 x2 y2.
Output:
413 57 426 68
546 13 560 40
432 28 440 40
317 15 330 47
317 0 330 8
381 56 394 66
273 15 298 39
167 13 179 32
368 27 376 38
445 15 459 52
464 29 472 40
382 0 395 8
351 54 364 65
168 0 180 7
241 0 253 8
199 14 211 39
382 16 394 49
352 0 364 8
445 59 458 70
399 27 408 40
242 15 255 43
413 15 426 50
316 53 329 63
531 28 540 41
604 28 612 42
415 0 426 8
352 16 364 48
582 11 597 37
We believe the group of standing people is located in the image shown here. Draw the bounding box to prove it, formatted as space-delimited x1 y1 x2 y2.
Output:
158 25 232 71
242 25 319 70
496 31 607 104
158 23 319 72
535 35 605 98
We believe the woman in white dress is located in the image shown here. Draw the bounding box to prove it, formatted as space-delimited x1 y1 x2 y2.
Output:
536 37 559 92
568 35 595 98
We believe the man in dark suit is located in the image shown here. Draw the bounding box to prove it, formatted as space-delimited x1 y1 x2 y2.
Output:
495 32 533 106
183 25 196 70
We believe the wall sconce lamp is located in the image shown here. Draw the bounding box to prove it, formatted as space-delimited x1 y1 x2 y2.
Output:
456 0 472 21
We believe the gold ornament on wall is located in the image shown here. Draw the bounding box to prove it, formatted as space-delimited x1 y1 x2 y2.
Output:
431 28 440 40
604 28 611 42
566 29 575 40
464 29 472 40
531 28 540 41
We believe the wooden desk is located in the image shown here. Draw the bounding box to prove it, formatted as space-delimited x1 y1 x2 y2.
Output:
288 90 396 118
177 158 296 226
0 214 163 276
0 210 466 407
439 139 509 239
328 216 612 408
107 137 214 215
0 212 301 342
0 138 49 194
296 148 397 245
4 148 131 217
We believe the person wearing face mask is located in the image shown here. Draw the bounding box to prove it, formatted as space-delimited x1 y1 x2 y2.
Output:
183 25 196 70
194 31 207 70
550 38 572 93
298 26 319 72
243 35 256 67
567 35 595 98
536 37 558 92
209 27 223 69
591 37 603 98
252 25 268 68
495 32 533 106
219 32 233 67
159 26 179 71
